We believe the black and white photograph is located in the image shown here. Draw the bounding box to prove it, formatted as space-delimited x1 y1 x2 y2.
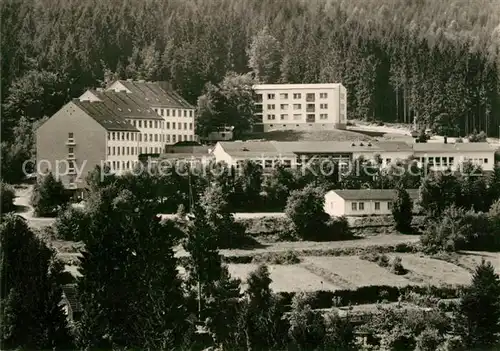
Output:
1 0 500 350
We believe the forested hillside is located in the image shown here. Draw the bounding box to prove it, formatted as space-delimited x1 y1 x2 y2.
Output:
2 0 500 142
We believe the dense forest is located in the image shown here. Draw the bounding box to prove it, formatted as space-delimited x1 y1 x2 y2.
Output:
2 0 500 143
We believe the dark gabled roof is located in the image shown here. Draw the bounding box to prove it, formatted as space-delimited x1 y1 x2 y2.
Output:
88 90 164 120
331 189 420 201
112 80 194 109
62 284 82 313
72 100 139 132
412 142 494 152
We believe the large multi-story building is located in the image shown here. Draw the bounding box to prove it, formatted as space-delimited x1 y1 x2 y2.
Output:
36 99 140 191
37 80 196 191
81 79 196 145
253 83 347 132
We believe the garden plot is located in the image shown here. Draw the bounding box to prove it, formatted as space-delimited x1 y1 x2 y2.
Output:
457 251 500 272
387 253 472 286
227 264 341 292
301 256 414 288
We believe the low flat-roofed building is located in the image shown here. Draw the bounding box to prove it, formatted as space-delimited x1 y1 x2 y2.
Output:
324 189 420 217
412 142 495 171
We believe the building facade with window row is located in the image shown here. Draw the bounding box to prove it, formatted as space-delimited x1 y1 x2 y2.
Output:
253 83 347 132
324 189 420 217
212 140 495 173
36 100 140 191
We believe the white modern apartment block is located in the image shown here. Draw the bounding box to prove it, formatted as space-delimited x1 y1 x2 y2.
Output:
253 83 347 132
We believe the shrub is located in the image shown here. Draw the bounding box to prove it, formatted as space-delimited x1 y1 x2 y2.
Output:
31 173 69 217
54 206 88 241
285 185 332 241
415 328 444 351
0 182 16 214
390 256 407 275
252 250 301 265
360 252 390 268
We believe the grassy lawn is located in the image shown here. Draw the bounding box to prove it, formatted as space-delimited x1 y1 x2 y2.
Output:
387 253 472 286
302 256 414 289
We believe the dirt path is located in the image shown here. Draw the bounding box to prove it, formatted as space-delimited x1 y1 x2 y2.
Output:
13 185 56 230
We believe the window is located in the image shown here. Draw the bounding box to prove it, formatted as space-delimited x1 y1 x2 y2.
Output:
139 120 142 128
68 132 74 139
112 132 116 140
173 110 176 117
144 134 148 141
126 147 130 155
484 158 489 163
189 135 193 141
112 147 115 155
388 201 393 210
117 147 120 155
293 114 302 120
68 147 74 153
184 123 187 130
375 202 380 210
280 114 288 120
267 104 275 110
107 132 111 140
320 114 328 120
279 93 288 99
122 147 125 155
166 135 170 142
359 202 364 210
173 123 176 129
256 94 263 103
320 103 328 109
138 134 142 142
306 104 315 112
265 160 273 168
149 133 153 141
178 123 181 129
352 202 357 211
293 104 301 110
267 93 275 99
306 114 315 123
155 134 158 142
189 123 193 130
280 104 288 110
107 147 111 155
184 110 187 117
154 121 158 128
267 114 276 120
320 92 328 99
306 93 315 102
293 93 301 99
126 133 129 141
178 110 181 117
149 121 153 128
166 109 170 117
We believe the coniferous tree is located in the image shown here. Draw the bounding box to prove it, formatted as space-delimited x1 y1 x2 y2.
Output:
77 186 189 349
454 260 500 349
392 183 413 233
0 214 73 350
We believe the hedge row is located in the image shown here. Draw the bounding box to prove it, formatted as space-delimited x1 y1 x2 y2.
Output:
348 215 426 228
277 285 463 310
